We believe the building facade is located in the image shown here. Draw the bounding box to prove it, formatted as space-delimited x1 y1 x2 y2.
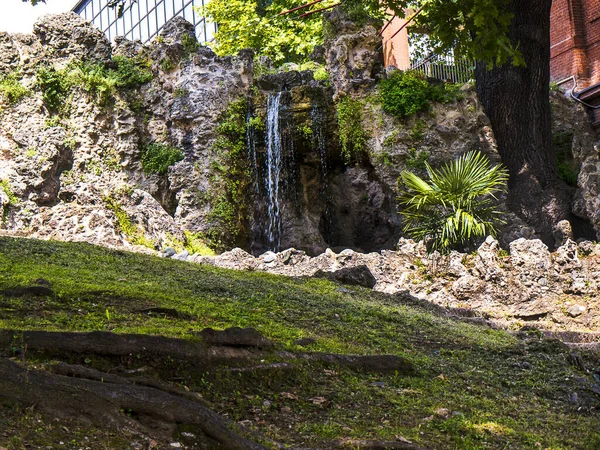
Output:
72 0 217 44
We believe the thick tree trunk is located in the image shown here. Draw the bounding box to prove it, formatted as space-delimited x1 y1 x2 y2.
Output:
475 0 589 245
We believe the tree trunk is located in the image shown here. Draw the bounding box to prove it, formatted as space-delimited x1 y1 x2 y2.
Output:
475 0 590 245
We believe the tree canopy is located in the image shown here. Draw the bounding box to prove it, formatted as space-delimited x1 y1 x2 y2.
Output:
202 0 329 65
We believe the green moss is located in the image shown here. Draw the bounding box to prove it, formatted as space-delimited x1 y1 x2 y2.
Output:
140 142 184 175
0 71 30 105
0 180 17 205
406 148 429 170
181 33 200 57
336 96 368 163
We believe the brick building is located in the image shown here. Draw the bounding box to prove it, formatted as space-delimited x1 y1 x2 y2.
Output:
550 0 600 130
382 2 600 132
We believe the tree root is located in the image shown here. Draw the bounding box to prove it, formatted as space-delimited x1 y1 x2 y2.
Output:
0 330 414 374
0 358 269 448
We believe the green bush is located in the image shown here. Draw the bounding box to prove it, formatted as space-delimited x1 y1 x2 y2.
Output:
36 66 73 112
379 70 461 119
336 96 368 163
67 56 152 106
140 142 184 175
0 72 30 105
398 150 508 254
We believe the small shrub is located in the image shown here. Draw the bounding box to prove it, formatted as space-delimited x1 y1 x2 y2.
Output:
181 33 200 57
398 150 508 254
111 55 153 89
68 61 117 106
104 196 155 248
380 70 461 119
0 72 30 105
140 142 184 175
36 66 72 112
406 148 429 170
160 58 175 72
336 96 368 163
313 67 330 82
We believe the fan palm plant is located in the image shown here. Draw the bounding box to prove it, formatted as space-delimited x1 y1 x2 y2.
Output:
399 150 509 254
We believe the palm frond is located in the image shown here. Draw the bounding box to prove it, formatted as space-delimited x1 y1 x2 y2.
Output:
398 150 508 254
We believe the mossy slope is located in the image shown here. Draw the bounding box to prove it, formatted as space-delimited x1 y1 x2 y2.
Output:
0 237 598 449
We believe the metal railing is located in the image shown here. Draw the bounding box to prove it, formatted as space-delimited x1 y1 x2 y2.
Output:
72 0 217 44
410 53 474 84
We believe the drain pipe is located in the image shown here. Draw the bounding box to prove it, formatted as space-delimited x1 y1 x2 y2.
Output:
558 75 600 109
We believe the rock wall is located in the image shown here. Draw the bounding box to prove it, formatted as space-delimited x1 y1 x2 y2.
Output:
189 236 600 336
1 12 599 257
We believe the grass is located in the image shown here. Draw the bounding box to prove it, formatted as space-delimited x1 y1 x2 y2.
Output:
0 236 599 448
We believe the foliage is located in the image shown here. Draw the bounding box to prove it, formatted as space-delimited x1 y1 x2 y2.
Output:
140 142 184 175
110 55 153 88
0 72 30 105
36 66 73 112
313 67 330 82
201 0 332 65
343 0 522 67
207 98 253 250
336 96 368 163
379 70 460 119
399 150 508 253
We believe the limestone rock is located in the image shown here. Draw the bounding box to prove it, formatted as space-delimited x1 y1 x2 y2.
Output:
509 239 551 272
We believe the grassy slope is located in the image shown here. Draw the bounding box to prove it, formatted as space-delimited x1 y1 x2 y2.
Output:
0 236 598 449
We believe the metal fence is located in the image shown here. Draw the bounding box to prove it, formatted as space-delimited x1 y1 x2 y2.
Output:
410 54 474 84
72 0 217 44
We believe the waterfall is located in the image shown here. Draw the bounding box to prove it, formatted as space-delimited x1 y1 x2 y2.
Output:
311 102 334 243
265 92 283 251
246 110 260 195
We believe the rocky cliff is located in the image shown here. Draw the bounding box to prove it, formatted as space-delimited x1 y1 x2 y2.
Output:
0 12 598 257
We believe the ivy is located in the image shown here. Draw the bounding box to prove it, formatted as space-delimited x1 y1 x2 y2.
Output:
206 98 254 251
336 96 368 163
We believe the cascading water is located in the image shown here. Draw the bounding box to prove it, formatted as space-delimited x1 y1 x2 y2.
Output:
311 102 334 243
246 109 260 195
265 92 283 251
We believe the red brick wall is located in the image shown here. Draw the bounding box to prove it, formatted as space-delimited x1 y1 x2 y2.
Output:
550 0 600 89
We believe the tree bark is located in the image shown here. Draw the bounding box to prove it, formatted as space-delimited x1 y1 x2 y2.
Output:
475 0 590 245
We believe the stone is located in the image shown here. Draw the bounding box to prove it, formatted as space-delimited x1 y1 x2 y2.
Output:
553 220 573 247
567 305 586 318
262 251 277 264
314 265 377 289
199 327 273 348
161 248 176 258
509 239 551 271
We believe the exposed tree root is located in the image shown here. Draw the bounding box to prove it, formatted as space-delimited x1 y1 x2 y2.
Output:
0 330 414 374
0 358 269 449
0 330 414 447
